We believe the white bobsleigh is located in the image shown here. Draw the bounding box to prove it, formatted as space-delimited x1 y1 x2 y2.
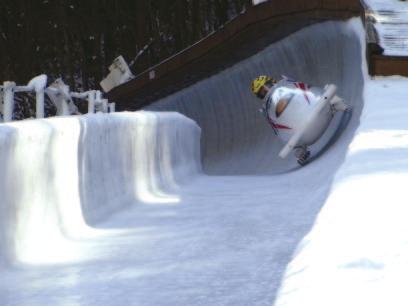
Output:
261 78 351 165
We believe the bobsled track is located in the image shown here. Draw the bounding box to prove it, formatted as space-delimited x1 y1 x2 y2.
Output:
0 19 366 305
147 19 365 175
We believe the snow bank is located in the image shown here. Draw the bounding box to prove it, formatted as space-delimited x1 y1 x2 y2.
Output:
363 0 408 56
0 112 201 265
252 0 269 5
274 77 408 306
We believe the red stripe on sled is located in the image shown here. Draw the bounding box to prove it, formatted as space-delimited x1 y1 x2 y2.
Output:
295 83 311 104
303 93 311 104
272 123 292 130
296 82 307 91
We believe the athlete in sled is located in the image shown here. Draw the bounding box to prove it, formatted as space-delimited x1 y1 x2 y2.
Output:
251 75 351 165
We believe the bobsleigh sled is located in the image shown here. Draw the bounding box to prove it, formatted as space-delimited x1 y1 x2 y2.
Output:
261 78 352 165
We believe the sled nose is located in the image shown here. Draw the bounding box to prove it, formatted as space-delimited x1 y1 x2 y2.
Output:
279 85 337 159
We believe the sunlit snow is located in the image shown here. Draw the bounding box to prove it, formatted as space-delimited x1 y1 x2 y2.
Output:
0 15 407 306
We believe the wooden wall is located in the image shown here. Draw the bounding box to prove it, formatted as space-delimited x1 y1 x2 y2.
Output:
107 0 364 110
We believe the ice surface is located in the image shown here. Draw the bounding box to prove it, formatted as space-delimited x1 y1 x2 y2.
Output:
0 112 201 266
148 19 365 174
0 17 401 306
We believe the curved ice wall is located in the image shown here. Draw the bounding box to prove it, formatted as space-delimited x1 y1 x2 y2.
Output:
0 112 201 265
148 19 365 174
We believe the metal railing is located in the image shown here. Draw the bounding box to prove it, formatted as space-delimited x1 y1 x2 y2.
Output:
0 74 115 123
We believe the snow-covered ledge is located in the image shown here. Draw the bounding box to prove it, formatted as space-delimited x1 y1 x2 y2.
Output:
1 74 116 123
275 78 408 306
0 111 201 265
363 0 408 56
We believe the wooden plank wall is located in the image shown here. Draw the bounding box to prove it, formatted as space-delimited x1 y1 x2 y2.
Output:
107 0 370 110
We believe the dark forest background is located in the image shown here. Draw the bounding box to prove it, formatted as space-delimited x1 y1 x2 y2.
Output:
0 0 252 91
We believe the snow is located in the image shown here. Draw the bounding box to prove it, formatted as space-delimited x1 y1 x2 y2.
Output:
363 0 408 56
0 112 201 266
27 74 47 92
0 111 330 305
0 17 407 306
274 77 408 306
252 0 269 5
364 0 408 11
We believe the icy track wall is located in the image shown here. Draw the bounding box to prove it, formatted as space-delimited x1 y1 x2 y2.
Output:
148 19 365 175
0 112 201 265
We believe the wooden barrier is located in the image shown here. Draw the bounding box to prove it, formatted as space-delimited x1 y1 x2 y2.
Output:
107 0 365 110
370 55 408 76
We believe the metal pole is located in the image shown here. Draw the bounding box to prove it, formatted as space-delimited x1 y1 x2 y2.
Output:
95 91 102 113
102 99 108 113
95 90 102 102
61 84 70 116
0 88 3 122
3 81 16 122
62 97 70 116
87 90 95 114
108 103 116 113
36 89 45 118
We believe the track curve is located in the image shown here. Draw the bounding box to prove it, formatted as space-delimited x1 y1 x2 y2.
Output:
0 18 369 306
147 19 365 175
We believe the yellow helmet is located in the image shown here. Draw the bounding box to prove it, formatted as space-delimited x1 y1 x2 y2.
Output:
251 75 276 99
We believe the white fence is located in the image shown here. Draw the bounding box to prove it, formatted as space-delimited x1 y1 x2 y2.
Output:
0 74 115 123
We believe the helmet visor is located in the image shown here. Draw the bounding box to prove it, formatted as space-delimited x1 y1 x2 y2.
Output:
256 86 268 99
256 80 275 99
275 99 289 117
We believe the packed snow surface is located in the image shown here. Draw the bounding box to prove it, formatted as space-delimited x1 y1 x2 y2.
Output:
0 17 404 306
275 77 408 306
363 0 408 56
252 0 269 5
